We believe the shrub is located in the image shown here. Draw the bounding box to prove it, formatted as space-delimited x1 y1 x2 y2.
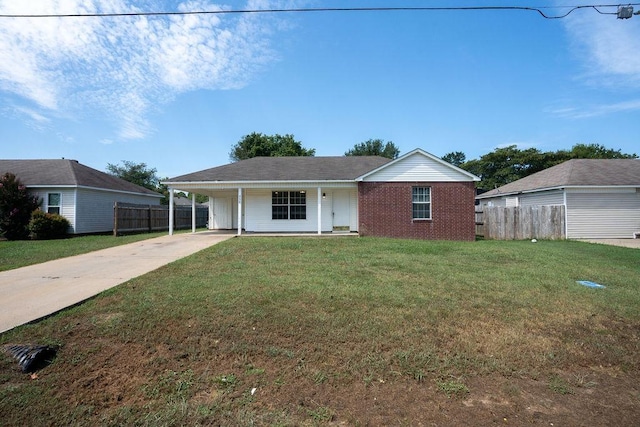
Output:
28 210 70 240
0 173 41 240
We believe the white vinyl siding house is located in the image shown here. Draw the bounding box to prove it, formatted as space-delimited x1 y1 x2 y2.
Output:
1 159 162 234
565 188 640 239
477 159 640 240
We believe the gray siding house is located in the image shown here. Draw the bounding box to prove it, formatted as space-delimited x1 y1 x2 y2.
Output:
1 159 163 234
476 159 640 239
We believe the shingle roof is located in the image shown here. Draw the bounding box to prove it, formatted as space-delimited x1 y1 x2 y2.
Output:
167 156 392 182
478 159 640 198
0 159 161 196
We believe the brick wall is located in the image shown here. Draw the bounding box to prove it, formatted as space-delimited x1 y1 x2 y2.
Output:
358 181 476 241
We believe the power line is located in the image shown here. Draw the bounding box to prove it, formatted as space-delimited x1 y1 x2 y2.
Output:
0 3 638 20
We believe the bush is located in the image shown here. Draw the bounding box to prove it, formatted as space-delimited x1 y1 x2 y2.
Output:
28 210 70 240
0 173 41 240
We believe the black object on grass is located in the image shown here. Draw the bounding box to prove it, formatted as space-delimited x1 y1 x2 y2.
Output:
3 344 59 373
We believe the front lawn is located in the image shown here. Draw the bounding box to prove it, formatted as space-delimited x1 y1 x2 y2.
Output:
0 231 177 272
1 237 638 425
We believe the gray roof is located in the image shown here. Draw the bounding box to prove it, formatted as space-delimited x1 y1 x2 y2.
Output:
478 159 640 198
0 159 162 196
168 156 392 182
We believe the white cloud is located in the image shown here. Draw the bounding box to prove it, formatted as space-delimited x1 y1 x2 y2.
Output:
546 98 640 119
562 3 640 86
0 0 288 139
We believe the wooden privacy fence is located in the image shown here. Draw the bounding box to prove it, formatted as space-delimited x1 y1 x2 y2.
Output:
475 205 565 240
113 202 208 236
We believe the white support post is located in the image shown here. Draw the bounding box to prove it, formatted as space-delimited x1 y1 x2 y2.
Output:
237 188 243 236
168 188 174 236
191 193 196 233
317 187 322 235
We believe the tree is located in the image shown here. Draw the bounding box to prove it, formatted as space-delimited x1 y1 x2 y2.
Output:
345 139 400 159
0 173 41 240
229 132 315 162
441 151 466 167
106 161 160 191
458 143 637 191
565 143 637 160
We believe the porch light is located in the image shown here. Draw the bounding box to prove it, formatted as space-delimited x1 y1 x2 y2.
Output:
322 193 326 199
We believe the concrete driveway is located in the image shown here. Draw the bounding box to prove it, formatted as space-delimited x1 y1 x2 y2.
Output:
0 232 233 333
578 239 640 249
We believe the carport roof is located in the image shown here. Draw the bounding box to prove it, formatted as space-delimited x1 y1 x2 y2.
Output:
166 156 392 183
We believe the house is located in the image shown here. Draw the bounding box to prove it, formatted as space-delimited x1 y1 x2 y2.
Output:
0 159 163 234
162 149 480 240
476 159 640 239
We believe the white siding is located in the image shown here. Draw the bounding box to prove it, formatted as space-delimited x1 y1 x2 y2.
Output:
566 188 640 239
29 188 77 233
518 190 564 206
242 188 355 233
75 188 160 234
362 152 475 182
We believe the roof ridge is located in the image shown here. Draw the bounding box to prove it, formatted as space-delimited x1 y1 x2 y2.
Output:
66 159 80 185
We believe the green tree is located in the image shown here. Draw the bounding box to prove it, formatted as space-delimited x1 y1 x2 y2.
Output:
0 173 41 240
458 143 637 191
345 139 400 159
441 151 466 167
229 133 315 162
106 161 160 191
565 143 637 159
460 145 563 191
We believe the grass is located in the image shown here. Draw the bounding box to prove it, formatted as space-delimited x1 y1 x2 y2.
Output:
0 230 191 271
1 237 639 425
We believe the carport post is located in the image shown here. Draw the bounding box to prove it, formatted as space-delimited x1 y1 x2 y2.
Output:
237 188 242 236
317 187 322 234
168 188 174 236
191 193 196 233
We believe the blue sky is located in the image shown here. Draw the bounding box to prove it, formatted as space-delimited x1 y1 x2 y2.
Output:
1 1 639 179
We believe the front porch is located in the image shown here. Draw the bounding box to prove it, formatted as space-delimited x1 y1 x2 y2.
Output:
167 185 359 236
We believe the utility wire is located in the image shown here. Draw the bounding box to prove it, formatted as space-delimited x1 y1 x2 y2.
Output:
0 3 637 20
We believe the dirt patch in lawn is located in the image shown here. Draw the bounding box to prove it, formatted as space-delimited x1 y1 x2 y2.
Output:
3 316 638 426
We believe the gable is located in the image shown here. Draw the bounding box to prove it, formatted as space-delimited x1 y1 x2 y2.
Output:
0 159 162 197
358 149 479 182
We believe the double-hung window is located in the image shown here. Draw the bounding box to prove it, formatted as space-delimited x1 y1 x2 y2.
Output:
412 187 431 220
47 193 61 215
272 191 306 220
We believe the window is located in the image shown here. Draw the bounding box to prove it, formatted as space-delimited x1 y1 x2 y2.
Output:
412 187 431 220
47 193 61 215
272 191 306 220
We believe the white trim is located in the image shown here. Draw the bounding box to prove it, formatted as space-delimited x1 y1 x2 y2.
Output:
477 185 640 199
25 184 162 199
563 189 568 238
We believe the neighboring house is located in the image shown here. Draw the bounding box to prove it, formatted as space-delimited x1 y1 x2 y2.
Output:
476 159 640 239
162 149 480 240
0 159 163 234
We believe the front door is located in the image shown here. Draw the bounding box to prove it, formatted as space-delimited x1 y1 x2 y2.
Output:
332 191 351 231
212 198 233 229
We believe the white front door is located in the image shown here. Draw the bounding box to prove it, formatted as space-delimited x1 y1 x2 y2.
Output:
212 198 233 229
332 191 351 231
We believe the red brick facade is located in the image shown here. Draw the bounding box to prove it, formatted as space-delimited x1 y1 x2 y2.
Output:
358 181 476 241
